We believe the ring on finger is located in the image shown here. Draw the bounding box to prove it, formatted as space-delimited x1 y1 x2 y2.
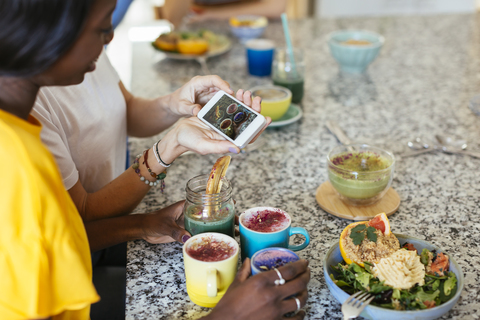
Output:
294 297 301 313
273 268 286 286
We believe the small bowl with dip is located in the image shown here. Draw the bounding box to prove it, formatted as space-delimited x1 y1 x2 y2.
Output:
327 30 384 74
327 144 395 206
229 15 268 43
250 85 292 121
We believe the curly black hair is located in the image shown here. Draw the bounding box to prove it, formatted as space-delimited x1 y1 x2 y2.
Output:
0 0 93 77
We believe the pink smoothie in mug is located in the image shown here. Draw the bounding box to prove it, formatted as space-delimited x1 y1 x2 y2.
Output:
186 235 237 262
241 208 290 233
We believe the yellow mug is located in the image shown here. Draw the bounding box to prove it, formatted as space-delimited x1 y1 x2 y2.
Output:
183 232 239 308
251 85 292 121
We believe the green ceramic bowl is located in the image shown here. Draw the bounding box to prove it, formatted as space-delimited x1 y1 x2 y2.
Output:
328 30 384 74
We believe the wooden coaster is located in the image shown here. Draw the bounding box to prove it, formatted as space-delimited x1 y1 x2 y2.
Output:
315 181 400 221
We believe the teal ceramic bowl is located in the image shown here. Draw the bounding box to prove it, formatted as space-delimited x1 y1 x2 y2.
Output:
327 30 384 74
324 233 464 320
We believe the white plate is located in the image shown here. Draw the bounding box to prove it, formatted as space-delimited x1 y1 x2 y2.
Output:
268 104 303 127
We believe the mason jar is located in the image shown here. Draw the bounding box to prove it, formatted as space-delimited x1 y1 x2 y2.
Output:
183 174 235 238
272 48 305 104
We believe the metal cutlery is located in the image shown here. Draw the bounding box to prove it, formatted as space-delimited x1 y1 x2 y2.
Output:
342 291 374 320
405 135 480 159
326 120 353 146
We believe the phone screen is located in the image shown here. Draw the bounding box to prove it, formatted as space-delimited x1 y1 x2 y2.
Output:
203 94 258 140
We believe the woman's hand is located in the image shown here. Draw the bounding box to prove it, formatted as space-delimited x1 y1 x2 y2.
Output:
206 259 310 320
156 89 271 164
168 75 234 116
141 200 191 244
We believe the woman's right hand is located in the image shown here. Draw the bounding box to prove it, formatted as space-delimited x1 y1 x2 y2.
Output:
205 259 310 320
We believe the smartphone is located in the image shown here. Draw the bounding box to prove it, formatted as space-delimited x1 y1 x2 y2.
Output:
197 90 267 149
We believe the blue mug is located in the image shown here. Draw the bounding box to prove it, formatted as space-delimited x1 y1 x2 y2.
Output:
245 39 275 76
239 207 310 261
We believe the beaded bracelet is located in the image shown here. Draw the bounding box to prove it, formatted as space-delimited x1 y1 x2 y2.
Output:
132 150 167 192
144 149 167 192
153 140 172 168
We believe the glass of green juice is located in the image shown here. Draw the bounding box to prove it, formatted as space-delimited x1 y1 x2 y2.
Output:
183 174 235 238
272 48 305 104
327 144 395 206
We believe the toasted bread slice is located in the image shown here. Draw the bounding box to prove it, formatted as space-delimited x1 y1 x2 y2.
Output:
206 156 231 194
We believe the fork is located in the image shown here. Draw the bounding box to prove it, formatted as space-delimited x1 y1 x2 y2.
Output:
342 291 374 320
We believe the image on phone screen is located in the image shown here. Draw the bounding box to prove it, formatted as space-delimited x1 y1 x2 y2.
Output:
203 95 258 140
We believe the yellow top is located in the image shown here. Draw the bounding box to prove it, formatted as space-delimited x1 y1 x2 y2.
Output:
0 109 99 319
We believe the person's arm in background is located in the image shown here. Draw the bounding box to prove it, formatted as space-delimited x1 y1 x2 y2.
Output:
162 0 192 27
162 0 287 27
191 0 288 22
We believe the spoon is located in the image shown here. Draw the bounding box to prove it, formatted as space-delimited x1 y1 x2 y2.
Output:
407 137 433 151
434 135 467 152
435 135 480 159
403 137 437 157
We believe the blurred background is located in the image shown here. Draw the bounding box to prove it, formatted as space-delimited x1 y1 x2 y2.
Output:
107 0 478 89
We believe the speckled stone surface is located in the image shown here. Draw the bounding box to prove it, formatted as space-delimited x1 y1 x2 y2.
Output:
126 14 480 319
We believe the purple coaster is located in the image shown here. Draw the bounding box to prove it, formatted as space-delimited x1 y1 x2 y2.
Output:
251 248 300 275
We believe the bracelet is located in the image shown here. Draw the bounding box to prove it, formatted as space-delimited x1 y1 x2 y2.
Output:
132 151 166 192
153 140 172 168
144 149 167 192
144 149 167 180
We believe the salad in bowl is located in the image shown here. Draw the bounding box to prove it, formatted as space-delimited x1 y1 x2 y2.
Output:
324 213 463 319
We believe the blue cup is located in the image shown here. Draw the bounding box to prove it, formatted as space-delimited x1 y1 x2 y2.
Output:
239 207 310 261
246 39 275 76
251 248 300 275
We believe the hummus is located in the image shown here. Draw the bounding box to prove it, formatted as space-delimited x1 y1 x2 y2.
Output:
373 249 425 290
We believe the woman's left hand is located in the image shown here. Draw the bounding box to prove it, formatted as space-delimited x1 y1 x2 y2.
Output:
142 200 191 244
168 75 234 116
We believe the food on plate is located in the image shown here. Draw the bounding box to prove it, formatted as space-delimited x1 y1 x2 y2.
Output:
154 32 179 52
339 213 399 267
177 38 208 55
206 155 231 195
153 30 225 55
331 213 458 310
229 16 268 28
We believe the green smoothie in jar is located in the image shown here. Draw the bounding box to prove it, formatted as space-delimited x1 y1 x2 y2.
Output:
183 174 236 238
185 203 235 237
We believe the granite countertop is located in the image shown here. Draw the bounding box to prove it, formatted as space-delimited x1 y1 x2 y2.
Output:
126 14 480 319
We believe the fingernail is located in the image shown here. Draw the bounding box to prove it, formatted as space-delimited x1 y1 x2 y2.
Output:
229 147 239 154
182 235 191 243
